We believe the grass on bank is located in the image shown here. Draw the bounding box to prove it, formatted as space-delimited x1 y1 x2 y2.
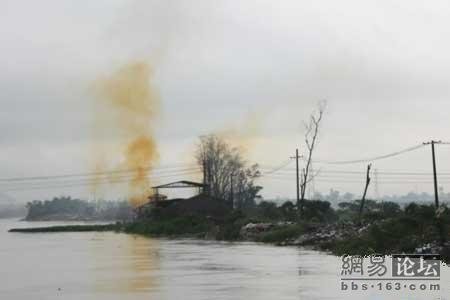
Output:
123 216 211 237
256 225 305 243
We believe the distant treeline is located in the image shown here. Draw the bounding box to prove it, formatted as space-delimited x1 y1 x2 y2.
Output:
269 189 450 208
25 196 133 221
251 198 409 223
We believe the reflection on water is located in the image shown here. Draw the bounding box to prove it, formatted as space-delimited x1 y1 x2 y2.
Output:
91 233 160 294
0 219 448 300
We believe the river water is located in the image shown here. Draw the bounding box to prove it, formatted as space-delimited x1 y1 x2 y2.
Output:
0 218 448 300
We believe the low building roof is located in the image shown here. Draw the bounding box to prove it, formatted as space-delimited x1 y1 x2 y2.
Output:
152 180 208 189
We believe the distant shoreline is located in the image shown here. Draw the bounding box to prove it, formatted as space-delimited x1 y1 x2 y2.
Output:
9 224 118 233
22 216 123 222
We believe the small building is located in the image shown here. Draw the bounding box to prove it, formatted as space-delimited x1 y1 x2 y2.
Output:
135 180 230 220
152 180 209 197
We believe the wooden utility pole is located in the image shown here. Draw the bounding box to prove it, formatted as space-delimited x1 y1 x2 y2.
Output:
358 163 372 224
432 141 439 208
203 159 207 185
423 140 442 209
423 140 446 245
202 159 210 195
296 149 300 208
290 149 301 209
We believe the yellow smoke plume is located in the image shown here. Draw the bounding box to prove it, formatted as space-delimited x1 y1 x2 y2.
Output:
91 61 159 207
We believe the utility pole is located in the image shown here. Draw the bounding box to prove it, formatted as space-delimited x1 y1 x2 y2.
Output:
290 149 301 208
423 140 445 245
358 163 372 225
202 159 209 195
423 140 442 209
203 159 207 186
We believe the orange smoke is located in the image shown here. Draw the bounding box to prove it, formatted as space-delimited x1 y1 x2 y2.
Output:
125 136 158 206
92 61 159 207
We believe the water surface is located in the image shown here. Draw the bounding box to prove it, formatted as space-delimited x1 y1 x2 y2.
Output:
0 219 447 300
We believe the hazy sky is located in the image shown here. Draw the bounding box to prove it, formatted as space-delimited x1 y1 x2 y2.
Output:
2 0 450 202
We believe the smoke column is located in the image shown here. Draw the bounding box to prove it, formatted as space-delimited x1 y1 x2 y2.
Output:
92 61 159 207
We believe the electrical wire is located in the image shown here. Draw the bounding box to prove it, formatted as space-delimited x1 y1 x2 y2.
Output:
0 165 199 183
312 143 426 165
260 159 293 176
1 170 202 192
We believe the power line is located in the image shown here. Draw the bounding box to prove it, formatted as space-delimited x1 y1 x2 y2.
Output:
262 172 450 183
1 170 202 192
260 159 293 176
312 143 426 165
261 169 450 177
262 167 450 174
261 176 443 184
0 169 200 187
0 165 199 183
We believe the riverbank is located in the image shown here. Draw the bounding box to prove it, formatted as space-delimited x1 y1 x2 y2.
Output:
8 216 450 264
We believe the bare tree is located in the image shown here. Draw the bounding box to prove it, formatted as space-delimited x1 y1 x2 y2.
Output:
196 134 262 208
299 102 325 215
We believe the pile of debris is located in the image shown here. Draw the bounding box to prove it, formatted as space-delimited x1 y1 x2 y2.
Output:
240 221 295 239
240 221 369 246
292 222 377 246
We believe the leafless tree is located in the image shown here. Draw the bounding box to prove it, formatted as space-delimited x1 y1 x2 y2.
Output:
196 134 262 208
299 102 326 215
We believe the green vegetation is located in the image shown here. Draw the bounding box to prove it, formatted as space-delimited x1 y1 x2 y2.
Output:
214 210 250 240
324 202 450 255
124 216 211 237
257 225 305 243
248 199 337 223
123 211 251 240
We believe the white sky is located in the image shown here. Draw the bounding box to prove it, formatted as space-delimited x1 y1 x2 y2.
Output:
2 0 450 202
